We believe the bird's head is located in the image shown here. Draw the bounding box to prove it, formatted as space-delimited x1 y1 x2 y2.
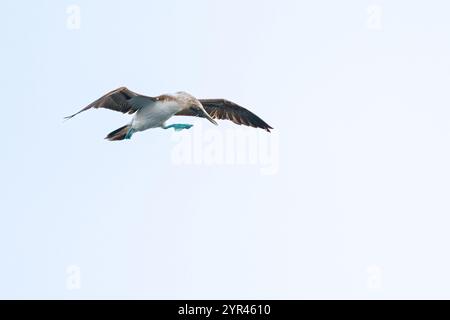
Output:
175 92 218 125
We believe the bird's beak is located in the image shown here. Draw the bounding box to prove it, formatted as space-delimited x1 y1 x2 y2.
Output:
200 106 218 125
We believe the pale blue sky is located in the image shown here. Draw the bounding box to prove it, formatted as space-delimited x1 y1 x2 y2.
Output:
1 0 450 299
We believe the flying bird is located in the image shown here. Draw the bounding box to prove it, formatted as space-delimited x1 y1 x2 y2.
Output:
65 87 273 141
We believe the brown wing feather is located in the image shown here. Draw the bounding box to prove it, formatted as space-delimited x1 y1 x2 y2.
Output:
176 99 273 132
65 87 155 120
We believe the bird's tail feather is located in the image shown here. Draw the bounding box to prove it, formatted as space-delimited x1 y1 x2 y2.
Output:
105 125 133 141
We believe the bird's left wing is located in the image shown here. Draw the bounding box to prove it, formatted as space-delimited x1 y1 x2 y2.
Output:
65 87 156 120
176 99 273 132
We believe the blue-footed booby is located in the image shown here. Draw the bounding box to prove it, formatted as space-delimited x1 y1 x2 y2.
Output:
65 87 273 141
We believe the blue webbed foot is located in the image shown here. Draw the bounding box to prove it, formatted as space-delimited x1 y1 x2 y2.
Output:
124 128 135 139
164 124 194 131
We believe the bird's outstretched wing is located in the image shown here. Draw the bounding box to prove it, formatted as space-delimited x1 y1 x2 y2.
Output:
65 87 156 120
176 99 273 132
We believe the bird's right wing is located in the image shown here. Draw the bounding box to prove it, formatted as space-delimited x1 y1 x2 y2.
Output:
177 99 273 132
65 87 156 120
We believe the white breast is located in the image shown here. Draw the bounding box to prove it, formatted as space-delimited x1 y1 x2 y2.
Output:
132 101 182 131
